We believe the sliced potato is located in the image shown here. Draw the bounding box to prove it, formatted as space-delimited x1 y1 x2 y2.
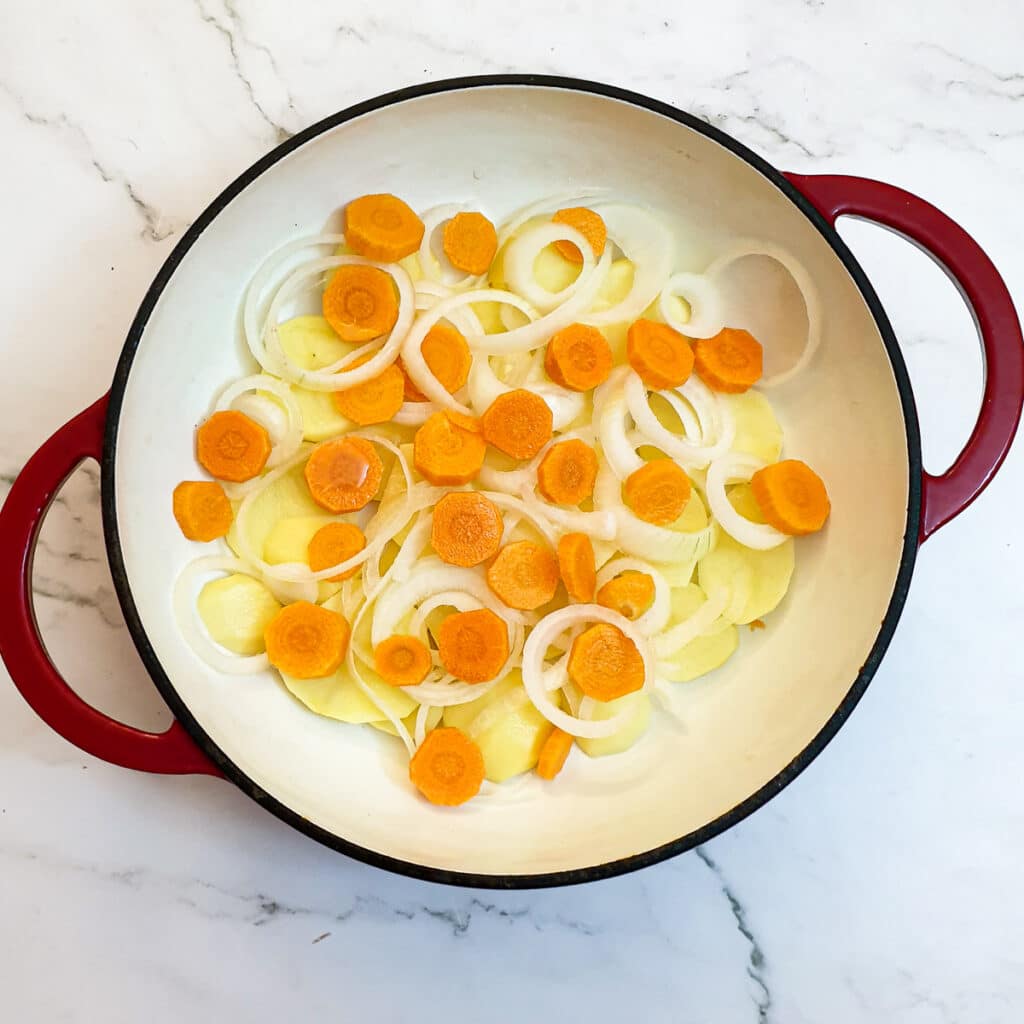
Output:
370 704 443 738
197 574 281 656
281 665 419 723
659 584 739 682
290 386 353 442
698 486 794 624
227 462 323 561
263 514 335 565
398 252 424 283
576 691 651 759
278 315 353 370
727 390 783 463
533 245 581 293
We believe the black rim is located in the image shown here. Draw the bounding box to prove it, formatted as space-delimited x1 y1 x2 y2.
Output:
101 74 922 890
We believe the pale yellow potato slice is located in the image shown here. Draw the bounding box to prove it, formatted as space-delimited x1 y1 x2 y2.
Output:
659 583 739 683
726 390 784 463
576 691 651 758
197 574 281 656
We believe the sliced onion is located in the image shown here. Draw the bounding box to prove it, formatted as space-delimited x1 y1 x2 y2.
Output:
597 396 643 479
496 188 610 246
503 221 594 312
484 491 558 545
521 604 654 737
705 454 789 550
655 586 732 657
593 465 718 564
467 250 612 355
582 205 673 326
173 556 272 675
659 271 725 338
595 557 672 636
520 488 617 541
705 239 822 388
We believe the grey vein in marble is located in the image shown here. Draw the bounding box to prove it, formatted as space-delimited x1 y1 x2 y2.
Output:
695 847 772 1023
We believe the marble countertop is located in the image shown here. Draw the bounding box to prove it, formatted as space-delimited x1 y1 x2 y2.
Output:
2 2 1023 1020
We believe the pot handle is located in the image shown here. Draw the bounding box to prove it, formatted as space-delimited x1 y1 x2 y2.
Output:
785 173 1024 542
0 395 220 775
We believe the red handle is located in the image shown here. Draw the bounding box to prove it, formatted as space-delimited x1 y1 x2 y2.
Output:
0 395 220 775
785 173 1024 542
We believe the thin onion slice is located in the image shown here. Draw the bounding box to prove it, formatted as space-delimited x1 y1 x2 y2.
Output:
496 188 611 246
705 454 789 550
521 604 654 738
659 271 725 339
503 221 594 312
655 586 732 658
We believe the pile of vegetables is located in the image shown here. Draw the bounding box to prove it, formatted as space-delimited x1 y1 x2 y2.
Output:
172 191 830 807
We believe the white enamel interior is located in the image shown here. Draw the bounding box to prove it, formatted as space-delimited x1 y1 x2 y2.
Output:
113 85 910 879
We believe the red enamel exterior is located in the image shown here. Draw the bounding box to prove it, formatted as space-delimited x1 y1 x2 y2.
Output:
0 394 219 776
785 173 1024 542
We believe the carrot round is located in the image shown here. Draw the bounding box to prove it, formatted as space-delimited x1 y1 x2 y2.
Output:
413 409 487 486
480 389 553 460
431 491 503 567
196 410 271 483
552 207 607 264
437 608 509 683
486 540 560 611
264 601 351 679
304 436 383 512
568 623 645 702
343 193 424 262
409 726 485 806
307 521 366 581
331 357 405 425
693 327 763 393
544 323 613 392
537 439 598 505
556 532 596 603
623 461 691 525
750 459 831 535
322 264 399 343
442 211 498 275
536 727 573 780
596 571 655 621
627 318 694 389
401 323 472 401
172 480 233 541
374 635 432 687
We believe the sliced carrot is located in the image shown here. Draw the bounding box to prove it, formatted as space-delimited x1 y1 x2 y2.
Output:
544 323 613 392
431 491 503 567
307 521 366 581
627 318 694 389
331 356 405 425
749 619 766 631
413 409 487 486
343 193 424 262
552 207 607 264
537 439 598 505
304 436 383 513
409 726 485 806
437 608 509 684
172 481 233 541
568 623 645 702
374 635 432 687
623 461 691 525
480 389 553 460
486 540 560 611
536 727 573 780
196 410 271 483
750 459 830 535
401 322 472 401
596 571 655 621
264 601 350 679
556 533 596 603
693 327 763 393
442 212 498 275
322 264 399 343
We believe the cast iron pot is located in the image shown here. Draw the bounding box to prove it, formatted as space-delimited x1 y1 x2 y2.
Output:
2 77 1021 889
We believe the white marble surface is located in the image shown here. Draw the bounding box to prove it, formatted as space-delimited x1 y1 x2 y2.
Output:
1 1 1023 1020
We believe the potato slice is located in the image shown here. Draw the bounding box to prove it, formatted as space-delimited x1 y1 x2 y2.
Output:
659 583 739 682
263 514 336 565
280 665 418 723
370 705 443 738
726 390 783 463
197 573 281 656
227 462 324 561
576 691 651 758
278 315 353 370
698 484 794 624
290 386 353 443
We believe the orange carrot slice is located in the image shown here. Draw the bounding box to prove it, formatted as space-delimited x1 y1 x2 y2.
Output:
401 323 472 401
442 212 498 275
537 439 598 505
536 727 573 780
343 193 424 262
304 437 383 513
596 571 655 620
331 357 405 425
196 410 272 483
693 327 763 393
486 541 560 611
437 608 509 683
172 481 233 541
264 601 350 679
568 623 645 702
480 389 553 460
431 491 503 567
627 319 694 389
556 533 596 603
322 265 399 343
750 459 830 535
374 635 432 687
307 522 366 581
409 726 485 805
544 323 613 392
413 410 487 486
552 207 607 264
623 461 691 525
